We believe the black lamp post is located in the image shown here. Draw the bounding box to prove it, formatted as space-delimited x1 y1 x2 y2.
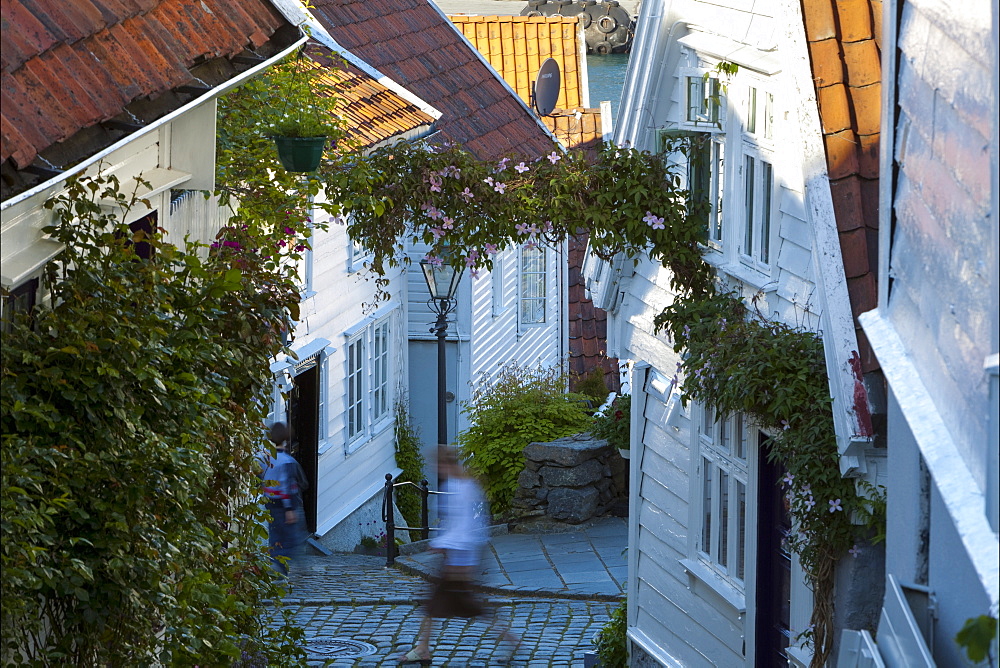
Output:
419 259 463 487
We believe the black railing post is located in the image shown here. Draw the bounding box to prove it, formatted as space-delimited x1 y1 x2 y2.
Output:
382 473 395 566
420 479 430 540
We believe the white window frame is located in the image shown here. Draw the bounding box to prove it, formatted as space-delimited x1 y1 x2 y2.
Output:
346 213 373 273
680 68 725 130
518 244 547 327
744 84 775 145
343 310 396 452
695 405 750 590
738 148 776 271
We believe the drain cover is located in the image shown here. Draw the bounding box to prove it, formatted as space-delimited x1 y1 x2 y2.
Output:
305 638 378 658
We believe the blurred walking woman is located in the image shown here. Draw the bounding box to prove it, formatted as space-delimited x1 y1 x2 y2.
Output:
398 447 519 665
260 422 307 576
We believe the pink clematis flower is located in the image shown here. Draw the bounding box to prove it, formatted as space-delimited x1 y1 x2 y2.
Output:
494 182 507 194
460 187 474 201
484 243 499 255
515 222 531 235
423 254 443 267
828 499 843 513
515 162 529 173
441 217 455 230
547 151 561 164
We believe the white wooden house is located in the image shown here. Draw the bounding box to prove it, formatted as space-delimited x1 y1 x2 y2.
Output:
311 0 566 488
585 0 888 664
850 0 999 664
257 2 445 550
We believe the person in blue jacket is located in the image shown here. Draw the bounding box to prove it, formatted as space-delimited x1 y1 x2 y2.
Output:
261 422 307 575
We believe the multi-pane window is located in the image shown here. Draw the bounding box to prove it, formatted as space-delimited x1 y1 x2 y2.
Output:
372 320 390 422
2 277 39 332
688 135 726 246
346 337 364 440
741 155 774 266
687 75 721 125
746 86 775 141
520 245 546 325
345 314 394 446
699 406 749 585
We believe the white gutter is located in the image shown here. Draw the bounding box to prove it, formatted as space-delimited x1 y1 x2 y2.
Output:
1 34 309 212
267 0 442 123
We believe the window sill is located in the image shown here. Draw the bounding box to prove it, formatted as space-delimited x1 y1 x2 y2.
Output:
680 557 746 613
717 261 775 293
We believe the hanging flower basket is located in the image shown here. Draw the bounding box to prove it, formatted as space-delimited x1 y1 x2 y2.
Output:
272 136 328 173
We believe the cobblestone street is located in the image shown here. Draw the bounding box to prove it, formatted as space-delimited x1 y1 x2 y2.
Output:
281 554 616 666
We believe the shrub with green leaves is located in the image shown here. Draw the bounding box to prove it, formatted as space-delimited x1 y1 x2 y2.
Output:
1 175 305 665
457 363 593 514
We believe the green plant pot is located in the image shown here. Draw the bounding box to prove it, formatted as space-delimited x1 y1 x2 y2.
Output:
272 136 327 173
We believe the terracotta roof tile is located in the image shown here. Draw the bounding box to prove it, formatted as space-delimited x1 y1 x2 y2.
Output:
835 0 875 42
809 39 844 87
849 83 881 135
842 39 880 87
311 0 554 161
829 176 865 231
816 83 851 133
857 132 879 178
2 0 288 168
839 227 870 278
802 0 837 40
823 129 861 179
860 177 880 227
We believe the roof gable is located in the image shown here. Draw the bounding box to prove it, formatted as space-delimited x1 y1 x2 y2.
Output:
310 0 555 161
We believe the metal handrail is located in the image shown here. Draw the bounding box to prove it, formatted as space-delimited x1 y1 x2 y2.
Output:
381 473 448 565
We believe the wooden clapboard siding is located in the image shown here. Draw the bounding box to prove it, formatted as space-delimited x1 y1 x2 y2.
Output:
295 206 407 535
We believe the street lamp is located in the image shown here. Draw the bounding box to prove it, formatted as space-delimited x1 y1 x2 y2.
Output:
419 259 463 487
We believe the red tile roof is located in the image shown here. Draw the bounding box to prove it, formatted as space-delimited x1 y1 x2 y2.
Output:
569 232 621 393
306 48 437 149
309 0 556 161
802 0 882 373
1 0 288 169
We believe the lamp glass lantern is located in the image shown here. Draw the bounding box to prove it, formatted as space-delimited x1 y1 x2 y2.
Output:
420 260 463 303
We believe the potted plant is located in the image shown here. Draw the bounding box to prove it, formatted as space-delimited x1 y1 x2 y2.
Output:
592 393 631 459
265 54 341 173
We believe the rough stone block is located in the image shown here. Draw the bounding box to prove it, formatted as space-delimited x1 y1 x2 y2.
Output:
517 468 540 488
547 487 599 524
524 433 609 467
539 458 605 488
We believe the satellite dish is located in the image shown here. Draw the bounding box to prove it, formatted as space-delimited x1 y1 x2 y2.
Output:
532 58 561 116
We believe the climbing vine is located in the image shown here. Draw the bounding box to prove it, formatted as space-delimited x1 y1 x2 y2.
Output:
338 134 883 665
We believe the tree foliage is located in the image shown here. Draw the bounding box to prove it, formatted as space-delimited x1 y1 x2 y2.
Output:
1 175 304 665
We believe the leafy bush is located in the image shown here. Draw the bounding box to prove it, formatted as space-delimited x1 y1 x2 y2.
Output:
595 597 628 667
1 175 305 665
592 394 631 451
457 363 593 514
394 399 426 541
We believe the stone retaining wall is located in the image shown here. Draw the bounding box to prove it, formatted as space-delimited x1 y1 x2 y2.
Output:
510 433 627 527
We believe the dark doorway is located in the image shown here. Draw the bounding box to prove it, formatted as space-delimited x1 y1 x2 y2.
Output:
755 432 792 665
288 360 320 534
